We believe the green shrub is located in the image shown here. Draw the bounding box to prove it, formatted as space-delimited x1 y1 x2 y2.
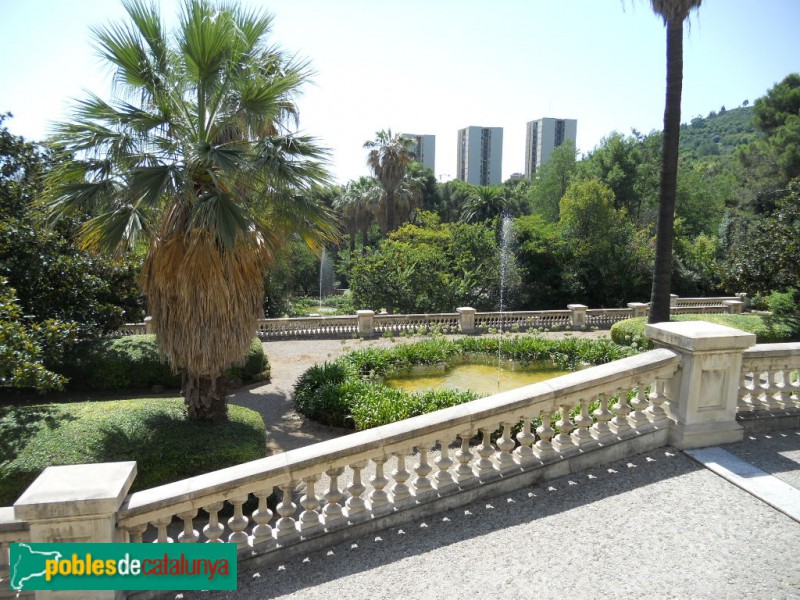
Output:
768 289 799 316
295 335 635 430
611 313 800 350
0 398 266 504
55 335 269 391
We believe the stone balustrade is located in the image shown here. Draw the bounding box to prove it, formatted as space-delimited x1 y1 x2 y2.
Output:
737 343 800 414
113 347 681 552
111 294 750 339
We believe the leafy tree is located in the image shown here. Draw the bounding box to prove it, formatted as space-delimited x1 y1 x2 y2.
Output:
724 179 800 295
527 140 578 221
43 0 337 421
648 0 703 324
0 278 75 393
364 129 416 232
0 115 142 337
559 180 652 306
513 215 571 309
350 213 502 313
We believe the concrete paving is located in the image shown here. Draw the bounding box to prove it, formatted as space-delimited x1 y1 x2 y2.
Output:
171 435 800 599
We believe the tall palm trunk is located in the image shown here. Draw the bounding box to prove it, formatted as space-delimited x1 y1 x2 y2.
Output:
386 190 395 232
649 18 684 324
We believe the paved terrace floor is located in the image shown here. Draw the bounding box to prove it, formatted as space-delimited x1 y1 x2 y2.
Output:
173 336 800 599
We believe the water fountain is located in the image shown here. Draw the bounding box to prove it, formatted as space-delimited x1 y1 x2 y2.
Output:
497 215 517 391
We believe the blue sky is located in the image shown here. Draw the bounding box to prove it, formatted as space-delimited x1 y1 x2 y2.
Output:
1 0 798 183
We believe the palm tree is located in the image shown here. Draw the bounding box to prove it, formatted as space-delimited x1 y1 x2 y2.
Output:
648 0 702 323
334 177 380 254
460 186 511 223
363 129 416 232
44 0 338 421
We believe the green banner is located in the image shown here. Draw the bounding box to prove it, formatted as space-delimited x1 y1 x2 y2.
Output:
10 543 237 591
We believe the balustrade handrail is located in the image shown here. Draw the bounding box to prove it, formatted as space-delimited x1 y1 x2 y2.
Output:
117 347 681 528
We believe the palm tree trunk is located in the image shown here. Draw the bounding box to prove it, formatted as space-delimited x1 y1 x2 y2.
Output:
386 190 395 232
183 372 229 422
649 18 684 324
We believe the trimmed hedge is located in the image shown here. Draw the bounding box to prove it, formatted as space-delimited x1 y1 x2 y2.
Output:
295 335 635 430
56 335 269 391
610 314 800 350
0 398 267 505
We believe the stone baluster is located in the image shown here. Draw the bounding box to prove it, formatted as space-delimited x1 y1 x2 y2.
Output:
390 451 413 508
252 489 274 547
455 434 476 484
153 515 173 543
275 481 300 542
345 461 368 521
534 410 557 461
609 388 632 435
433 440 456 492
369 456 391 516
790 368 800 406
737 368 752 411
474 428 498 478
552 404 576 452
571 398 594 447
591 394 613 442
514 417 537 467
127 523 148 544
629 383 650 429
494 422 516 471
761 369 779 409
227 496 250 547
322 467 345 526
772 367 789 408
413 445 436 500
646 378 670 424
299 475 323 536
177 509 199 543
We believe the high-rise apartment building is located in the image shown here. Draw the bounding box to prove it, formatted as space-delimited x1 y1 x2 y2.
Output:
401 133 435 172
524 118 577 178
456 126 503 185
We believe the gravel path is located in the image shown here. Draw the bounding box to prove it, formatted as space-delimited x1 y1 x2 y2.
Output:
174 431 800 600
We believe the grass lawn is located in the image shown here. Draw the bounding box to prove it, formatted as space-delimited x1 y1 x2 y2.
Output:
0 397 266 505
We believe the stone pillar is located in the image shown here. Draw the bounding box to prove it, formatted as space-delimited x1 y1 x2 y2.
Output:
457 307 476 334
669 294 679 308
646 321 756 449
143 316 155 334
723 300 743 314
567 304 587 329
356 310 375 337
736 292 750 310
627 302 648 318
13 462 137 600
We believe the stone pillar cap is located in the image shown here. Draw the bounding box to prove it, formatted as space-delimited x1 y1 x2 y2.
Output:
14 462 137 520
646 321 756 352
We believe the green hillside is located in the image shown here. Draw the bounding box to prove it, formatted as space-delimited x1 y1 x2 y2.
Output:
679 105 762 158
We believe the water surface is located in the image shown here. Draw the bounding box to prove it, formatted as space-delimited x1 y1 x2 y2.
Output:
385 363 570 396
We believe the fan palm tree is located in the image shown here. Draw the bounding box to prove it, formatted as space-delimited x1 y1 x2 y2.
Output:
648 0 702 323
363 129 416 232
460 186 511 223
44 0 338 421
334 177 380 254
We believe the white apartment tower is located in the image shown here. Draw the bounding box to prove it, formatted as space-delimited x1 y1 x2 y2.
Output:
402 133 435 172
524 117 577 178
456 126 503 186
